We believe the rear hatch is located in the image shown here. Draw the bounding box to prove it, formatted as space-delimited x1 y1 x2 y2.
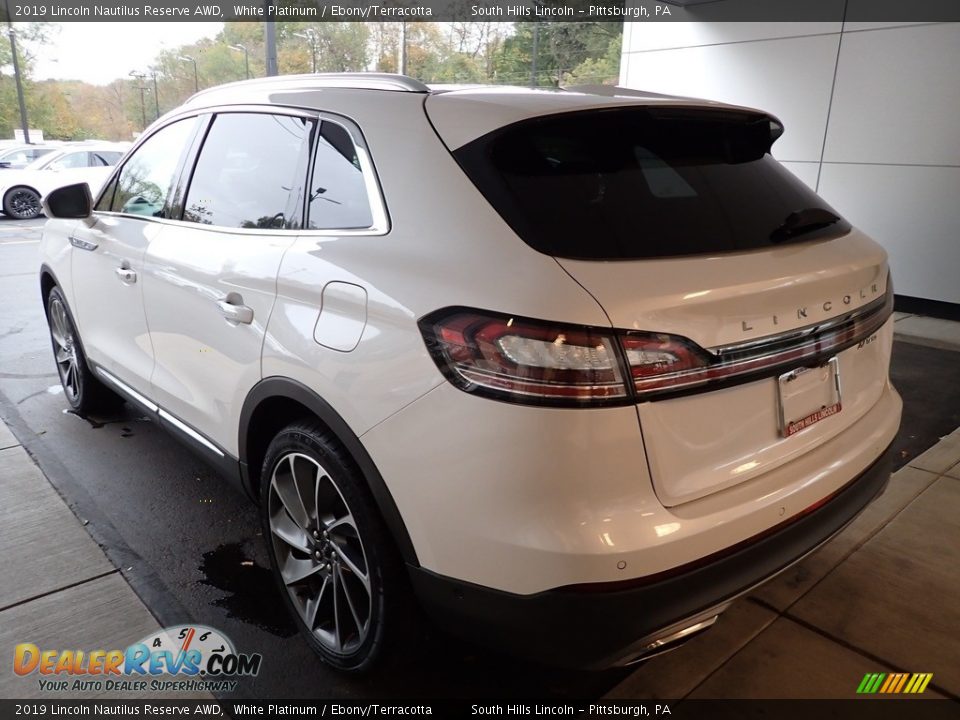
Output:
429 91 894 506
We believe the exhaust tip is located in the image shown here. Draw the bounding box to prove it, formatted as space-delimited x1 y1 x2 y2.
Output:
621 615 720 666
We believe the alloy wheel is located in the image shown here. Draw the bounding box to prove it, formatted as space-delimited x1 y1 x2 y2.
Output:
7 189 41 219
49 296 80 403
268 452 372 655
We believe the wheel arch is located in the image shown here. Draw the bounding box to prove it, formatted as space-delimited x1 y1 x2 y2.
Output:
40 264 58 305
39 264 89 363
239 377 419 567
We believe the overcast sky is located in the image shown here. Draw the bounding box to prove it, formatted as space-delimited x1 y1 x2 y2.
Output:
32 22 224 85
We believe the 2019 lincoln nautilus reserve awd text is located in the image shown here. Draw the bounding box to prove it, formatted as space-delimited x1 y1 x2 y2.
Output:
39 73 901 671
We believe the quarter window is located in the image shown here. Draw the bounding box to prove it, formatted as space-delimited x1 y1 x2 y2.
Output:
109 119 198 217
307 121 374 230
91 151 123 166
183 113 315 229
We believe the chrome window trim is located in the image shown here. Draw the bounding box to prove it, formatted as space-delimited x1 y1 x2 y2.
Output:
93 104 390 237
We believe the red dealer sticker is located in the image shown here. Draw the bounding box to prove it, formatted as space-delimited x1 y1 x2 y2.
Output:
784 401 843 437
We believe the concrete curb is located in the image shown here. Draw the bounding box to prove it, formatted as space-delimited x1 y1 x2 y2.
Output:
0 417 210 700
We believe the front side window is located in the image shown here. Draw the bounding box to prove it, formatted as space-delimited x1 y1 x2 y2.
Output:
183 113 314 229
109 118 197 217
307 121 373 230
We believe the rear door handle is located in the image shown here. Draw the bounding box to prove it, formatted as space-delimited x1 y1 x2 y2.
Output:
217 298 254 325
114 267 137 284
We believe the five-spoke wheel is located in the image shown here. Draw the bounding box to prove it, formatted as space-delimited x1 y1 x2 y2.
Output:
48 293 81 405
261 423 405 671
268 452 373 655
44 286 121 413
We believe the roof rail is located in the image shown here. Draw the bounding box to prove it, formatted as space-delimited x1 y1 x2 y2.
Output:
296 72 431 92
189 72 431 100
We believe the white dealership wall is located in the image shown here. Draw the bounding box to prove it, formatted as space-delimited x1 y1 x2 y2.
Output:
619 19 960 305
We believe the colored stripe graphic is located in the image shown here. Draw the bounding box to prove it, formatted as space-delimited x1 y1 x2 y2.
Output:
858 672 933 694
879 674 895 693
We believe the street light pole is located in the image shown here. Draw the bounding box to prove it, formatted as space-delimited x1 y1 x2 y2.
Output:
229 44 250 79
294 30 318 73
264 3 278 77
4 0 31 143
178 55 198 93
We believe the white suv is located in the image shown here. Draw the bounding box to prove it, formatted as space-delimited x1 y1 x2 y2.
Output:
39 74 901 672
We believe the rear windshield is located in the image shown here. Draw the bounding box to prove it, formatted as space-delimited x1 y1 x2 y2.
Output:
453 107 850 260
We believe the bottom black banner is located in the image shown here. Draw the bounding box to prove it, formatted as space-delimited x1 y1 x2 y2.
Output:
2 699 960 720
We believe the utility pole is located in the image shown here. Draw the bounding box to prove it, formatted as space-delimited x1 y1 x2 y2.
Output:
264 2 278 77
399 21 407 75
151 69 160 119
4 0 31 143
129 71 147 130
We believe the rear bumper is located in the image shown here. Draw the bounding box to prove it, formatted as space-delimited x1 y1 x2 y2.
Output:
408 441 894 669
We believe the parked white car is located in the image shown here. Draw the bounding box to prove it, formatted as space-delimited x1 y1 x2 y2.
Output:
38 74 901 672
1 143 126 219
0 144 59 170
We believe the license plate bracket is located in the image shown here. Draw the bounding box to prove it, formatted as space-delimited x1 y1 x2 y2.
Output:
777 357 842 438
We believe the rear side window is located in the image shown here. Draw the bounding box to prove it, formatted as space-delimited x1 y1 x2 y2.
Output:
47 152 88 171
454 107 850 260
108 118 197 217
183 113 315 229
307 121 373 230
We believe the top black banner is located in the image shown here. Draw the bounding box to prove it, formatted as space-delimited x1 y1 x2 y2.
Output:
2 0 960 23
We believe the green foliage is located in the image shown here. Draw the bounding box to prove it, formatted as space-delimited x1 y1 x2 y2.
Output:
495 22 621 86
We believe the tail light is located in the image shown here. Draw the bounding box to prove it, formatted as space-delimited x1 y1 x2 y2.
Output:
419 284 892 407
418 309 629 407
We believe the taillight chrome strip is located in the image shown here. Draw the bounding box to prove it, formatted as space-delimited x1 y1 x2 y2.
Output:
709 291 892 358
634 289 894 401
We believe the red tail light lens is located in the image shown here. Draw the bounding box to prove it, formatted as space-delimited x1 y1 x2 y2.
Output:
420 285 892 407
418 310 628 407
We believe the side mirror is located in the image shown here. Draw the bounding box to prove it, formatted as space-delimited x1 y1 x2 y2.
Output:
43 183 93 220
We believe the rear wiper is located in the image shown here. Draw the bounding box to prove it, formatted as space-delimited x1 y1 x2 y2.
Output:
770 207 841 243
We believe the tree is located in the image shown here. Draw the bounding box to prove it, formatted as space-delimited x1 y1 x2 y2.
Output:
0 22 53 137
495 21 622 87
562 33 622 86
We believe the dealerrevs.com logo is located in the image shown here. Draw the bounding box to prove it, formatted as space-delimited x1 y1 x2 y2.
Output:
13 625 261 693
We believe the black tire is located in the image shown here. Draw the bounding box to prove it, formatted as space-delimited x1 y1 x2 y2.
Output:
45 286 123 414
3 186 42 220
260 422 411 672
